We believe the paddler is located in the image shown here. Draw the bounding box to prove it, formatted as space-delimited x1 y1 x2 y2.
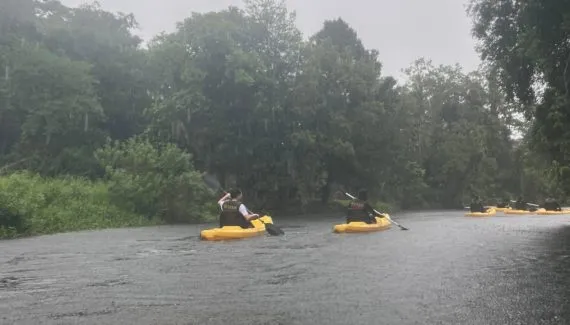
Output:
496 198 510 208
543 198 562 211
217 189 262 228
513 196 528 210
469 196 486 213
346 189 385 224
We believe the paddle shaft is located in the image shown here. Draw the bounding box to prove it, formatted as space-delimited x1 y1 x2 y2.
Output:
510 200 539 207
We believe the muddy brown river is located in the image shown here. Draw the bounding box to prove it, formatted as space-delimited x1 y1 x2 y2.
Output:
1 211 569 324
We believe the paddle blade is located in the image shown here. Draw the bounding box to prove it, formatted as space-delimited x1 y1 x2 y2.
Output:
264 223 284 236
384 215 409 231
392 221 409 231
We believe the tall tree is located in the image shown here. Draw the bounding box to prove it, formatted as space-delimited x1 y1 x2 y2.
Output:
469 0 570 194
402 59 516 207
40 2 150 141
292 18 385 202
2 43 103 175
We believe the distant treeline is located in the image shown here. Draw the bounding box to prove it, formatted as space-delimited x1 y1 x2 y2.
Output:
0 0 566 237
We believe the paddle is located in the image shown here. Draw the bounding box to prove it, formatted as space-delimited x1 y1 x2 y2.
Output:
246 207 285 236
344 192 409 230
510 200 539 207
509 200 539 212
202 173 284 236
509 200 538 206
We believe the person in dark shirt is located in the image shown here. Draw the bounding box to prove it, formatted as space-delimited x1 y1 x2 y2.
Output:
470 196 486 213
496 198 510 208
346 190 385 224
514 196 528 210
543 198 562 211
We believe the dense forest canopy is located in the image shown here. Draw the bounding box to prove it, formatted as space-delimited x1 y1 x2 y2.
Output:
0 0 566 236
469 0 570 195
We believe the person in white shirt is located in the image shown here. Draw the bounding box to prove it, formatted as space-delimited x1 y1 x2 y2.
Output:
217 189 261 228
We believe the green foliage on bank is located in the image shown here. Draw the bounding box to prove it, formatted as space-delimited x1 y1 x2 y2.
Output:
1 0 568 237
0 138 218 239
95 137 218 223
0 172 155 238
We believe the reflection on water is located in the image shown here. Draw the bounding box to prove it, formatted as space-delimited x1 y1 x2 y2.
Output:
0 212 569 324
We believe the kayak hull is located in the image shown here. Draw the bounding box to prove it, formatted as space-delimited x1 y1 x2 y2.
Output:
504 209 535 215
333 216 391 233
536 209 569 215
465 208 496 217
200 216 273 241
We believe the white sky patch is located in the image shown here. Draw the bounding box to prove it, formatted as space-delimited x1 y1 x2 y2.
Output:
60 0 481 80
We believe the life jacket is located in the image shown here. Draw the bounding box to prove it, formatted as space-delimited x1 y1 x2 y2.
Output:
220 200 251 228
347 200 372 223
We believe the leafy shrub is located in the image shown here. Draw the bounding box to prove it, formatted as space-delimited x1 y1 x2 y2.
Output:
0 206 25 238
0 172 154 239
95 137 216 223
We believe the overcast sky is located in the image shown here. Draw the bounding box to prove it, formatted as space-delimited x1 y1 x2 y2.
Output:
60 0 481 79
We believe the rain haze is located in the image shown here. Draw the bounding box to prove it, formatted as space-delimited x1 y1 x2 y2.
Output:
6 1 570 324
60 0 481 79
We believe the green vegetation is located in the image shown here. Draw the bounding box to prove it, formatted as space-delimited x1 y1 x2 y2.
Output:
0 0 566 238
0 172 156 238
95 137 217 223
469 0 570 196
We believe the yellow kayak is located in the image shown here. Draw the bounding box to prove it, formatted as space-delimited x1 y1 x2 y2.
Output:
535 209 570 215
465 208 496 217
333 216 391 233
504 209 535 215
200 216 273 241
485 206 512 212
